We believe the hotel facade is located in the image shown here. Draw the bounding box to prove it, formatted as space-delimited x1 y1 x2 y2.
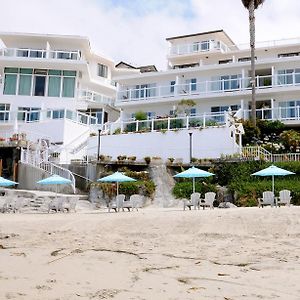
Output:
1 30 300 164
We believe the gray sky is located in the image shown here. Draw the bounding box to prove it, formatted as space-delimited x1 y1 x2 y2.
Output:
0 0 299 70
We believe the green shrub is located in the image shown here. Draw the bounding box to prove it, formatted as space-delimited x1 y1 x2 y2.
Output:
134 111 147 121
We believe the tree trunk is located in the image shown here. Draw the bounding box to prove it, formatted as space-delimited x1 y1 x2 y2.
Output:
249 0 256 127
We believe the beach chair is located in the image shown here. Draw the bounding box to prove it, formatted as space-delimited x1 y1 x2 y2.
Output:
124 194 142 211
63 196 79 212
258 191 275 207
48 197 65 213
200 192 216 209
183 192 200 210
0 197 9 213
108 194 125 212
277 190 291 207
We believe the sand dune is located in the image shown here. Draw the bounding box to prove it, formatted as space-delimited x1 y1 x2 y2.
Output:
0 207 300 299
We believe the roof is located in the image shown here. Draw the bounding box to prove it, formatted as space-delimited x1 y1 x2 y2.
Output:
139 65 157 73
166 29 236 46
115 61 157 73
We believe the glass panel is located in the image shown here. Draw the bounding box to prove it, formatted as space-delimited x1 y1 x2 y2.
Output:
48 70 62 75
17 49 29 57
191 78 197 91
4 74 17 95
4 67 18 73
18 75 32 95
34 69 47 75
48 76 61 97
29 50 43 58
62 77 75 97
34 76 46 96
63 70 76 76
20 68 33 74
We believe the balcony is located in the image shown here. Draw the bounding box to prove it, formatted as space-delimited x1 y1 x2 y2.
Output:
0 109 97 126
78 89 114 105
0 48 82 61
169 40 230 56
168 37 300 57
117 73 300 103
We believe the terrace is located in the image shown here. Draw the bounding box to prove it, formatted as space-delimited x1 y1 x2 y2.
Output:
117 73 300 103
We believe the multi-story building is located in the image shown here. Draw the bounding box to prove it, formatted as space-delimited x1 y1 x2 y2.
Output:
114 29 300 126
0 32 135 163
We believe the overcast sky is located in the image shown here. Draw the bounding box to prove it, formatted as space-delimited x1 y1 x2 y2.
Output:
0 0 299 70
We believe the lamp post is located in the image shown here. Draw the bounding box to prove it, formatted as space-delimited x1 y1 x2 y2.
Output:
97 129 102 160
189 132 193 164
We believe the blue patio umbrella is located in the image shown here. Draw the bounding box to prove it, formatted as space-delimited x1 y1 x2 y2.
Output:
251 165 295 194
97 171 136 195
174 166 214 193
0 176 18 187
37 175 72 196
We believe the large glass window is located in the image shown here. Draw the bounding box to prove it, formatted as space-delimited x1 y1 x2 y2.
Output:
3 68 76 98
0 103 10 121
18 68 32 95
18 107 40 122
98 64 108 78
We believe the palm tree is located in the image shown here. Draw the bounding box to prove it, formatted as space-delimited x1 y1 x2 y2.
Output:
241 0 265 127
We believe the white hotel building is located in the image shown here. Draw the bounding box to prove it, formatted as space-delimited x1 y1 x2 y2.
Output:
0 32 133 163
1 30 300 165
115 29 300 126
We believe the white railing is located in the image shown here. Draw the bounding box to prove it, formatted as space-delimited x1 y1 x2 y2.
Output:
169 40 230 55
20 144 76 193
117 73 300 103
0 47 81 61
78 89 114 105
169 37 300 56
0 109 97 126
242 146 300 162
102 113 226 135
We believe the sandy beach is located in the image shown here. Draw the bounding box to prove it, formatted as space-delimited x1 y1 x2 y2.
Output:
0 206 300 300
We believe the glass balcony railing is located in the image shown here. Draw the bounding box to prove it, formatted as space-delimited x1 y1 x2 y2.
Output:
0 48 82 61
78 89 114 105
117 73 300 102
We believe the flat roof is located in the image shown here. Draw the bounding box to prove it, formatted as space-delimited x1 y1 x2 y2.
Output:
166 29 236 46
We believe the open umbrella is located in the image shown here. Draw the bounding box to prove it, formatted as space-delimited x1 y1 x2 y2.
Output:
0 176 18 187
251 165 295 194
174 166 214 193
37 174 72 197
97 171 136 195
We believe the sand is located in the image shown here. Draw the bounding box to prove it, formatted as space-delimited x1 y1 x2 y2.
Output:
0 206 300 300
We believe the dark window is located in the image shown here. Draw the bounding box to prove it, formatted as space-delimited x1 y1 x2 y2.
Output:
278 52 300 58
34 76 46 96
219 59 233 64
170 81 175 93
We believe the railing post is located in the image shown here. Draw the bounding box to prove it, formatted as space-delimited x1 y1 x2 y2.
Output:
203 113 206 128
256 75 260 88
151 118 154 132
136 120 139 132
186 115 189 129
167 117 170 130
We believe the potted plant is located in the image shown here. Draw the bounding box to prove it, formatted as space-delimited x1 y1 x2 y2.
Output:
144 156 151 164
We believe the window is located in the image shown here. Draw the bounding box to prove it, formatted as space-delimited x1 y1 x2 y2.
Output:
18 68 32 96
98 64 108 78
18 107 40 122
278 69 300 85
238 56 257 62
279 100 300 118
0 104 10 121
34 70 46 96
170 81 175 93
200 40 210 51
278 52 300 58
52 110 65 119
220 75 240 91
191 78 197 91
219 59 233 64
173 63 199 69
3 68 18 95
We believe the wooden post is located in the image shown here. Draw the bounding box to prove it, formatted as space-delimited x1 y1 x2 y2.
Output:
0 159 2 177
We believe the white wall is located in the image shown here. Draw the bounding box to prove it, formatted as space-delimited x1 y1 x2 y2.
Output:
87 127 239 163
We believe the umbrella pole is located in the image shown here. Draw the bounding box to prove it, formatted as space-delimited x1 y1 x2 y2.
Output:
117 182 119 196
272 175 274 195
193 177 195 193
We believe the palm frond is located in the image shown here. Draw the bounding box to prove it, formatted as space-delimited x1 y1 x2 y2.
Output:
242 0 265 9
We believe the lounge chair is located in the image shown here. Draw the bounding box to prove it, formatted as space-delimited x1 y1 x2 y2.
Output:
123 194 142 211
277 190 291 207
199 192 216 209
48 197 65 213
63 196 79 212
258 191 275 207
183 192 200 210
108 194 125 212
